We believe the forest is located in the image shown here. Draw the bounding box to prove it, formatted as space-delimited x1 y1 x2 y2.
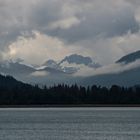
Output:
0 74 140 105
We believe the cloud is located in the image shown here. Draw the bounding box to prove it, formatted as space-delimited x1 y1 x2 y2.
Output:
3 31 79 65
72 31 140 65
48 17 81 30
46 0 139 43
31 71 48 77
74 59 140 77
0 0 140 65
4 32 63 64
125 0 140 6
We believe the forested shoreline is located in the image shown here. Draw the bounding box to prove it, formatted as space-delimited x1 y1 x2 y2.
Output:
0 74 140 105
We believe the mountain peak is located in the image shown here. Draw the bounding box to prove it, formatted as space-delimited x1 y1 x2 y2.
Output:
42 59 60 70
43 59 56 65
40 54 100 74
60 54 93 65
117 50 140 64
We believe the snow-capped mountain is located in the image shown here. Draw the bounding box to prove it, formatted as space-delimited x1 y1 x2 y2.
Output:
41 54 101 74
42 60 59 69
0 51 139 87
0 54 100 85
60 54 93 65
59 54 100 67
58 54 100 74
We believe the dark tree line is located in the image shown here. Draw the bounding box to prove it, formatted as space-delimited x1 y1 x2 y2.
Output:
0 74 140 105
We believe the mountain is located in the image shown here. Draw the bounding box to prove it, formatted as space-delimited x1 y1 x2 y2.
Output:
30 56 81 85
0 73 140 105
81 50 140 87
59 54 100 73
41 54 100 74
21 54 100 85
116 50 140 64
0 74 32 89
60 54 93 65
81 66 140 87
42 60 59 69
0 60 35 76
0 55 88 85
59 54 100 68
0 51 139 87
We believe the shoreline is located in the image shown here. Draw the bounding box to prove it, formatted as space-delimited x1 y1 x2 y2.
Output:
1 104 140 108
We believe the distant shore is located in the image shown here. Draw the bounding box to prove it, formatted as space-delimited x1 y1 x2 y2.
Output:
0 104 140 108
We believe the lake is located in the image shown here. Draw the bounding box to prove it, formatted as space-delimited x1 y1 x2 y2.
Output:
0 107 140 140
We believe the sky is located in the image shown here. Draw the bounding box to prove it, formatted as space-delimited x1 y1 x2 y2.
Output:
0 0 140 65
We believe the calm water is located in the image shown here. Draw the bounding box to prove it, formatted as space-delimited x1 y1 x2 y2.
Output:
0 108 140 140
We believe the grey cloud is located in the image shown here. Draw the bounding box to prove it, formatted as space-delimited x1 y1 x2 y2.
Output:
29 1 62 26
46 3 139 43
0 0 33 50
74 59 140 77
0 0 139 45
125 0 140 5
0 0 140 65
0 0 68 50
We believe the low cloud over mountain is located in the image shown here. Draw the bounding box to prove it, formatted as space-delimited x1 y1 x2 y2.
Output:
0 51 139 86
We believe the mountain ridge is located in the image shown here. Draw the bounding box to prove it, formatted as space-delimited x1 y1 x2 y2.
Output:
0 51 139 87
116 50 140 64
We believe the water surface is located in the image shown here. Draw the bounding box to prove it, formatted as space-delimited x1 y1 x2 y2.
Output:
0 107 140 140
